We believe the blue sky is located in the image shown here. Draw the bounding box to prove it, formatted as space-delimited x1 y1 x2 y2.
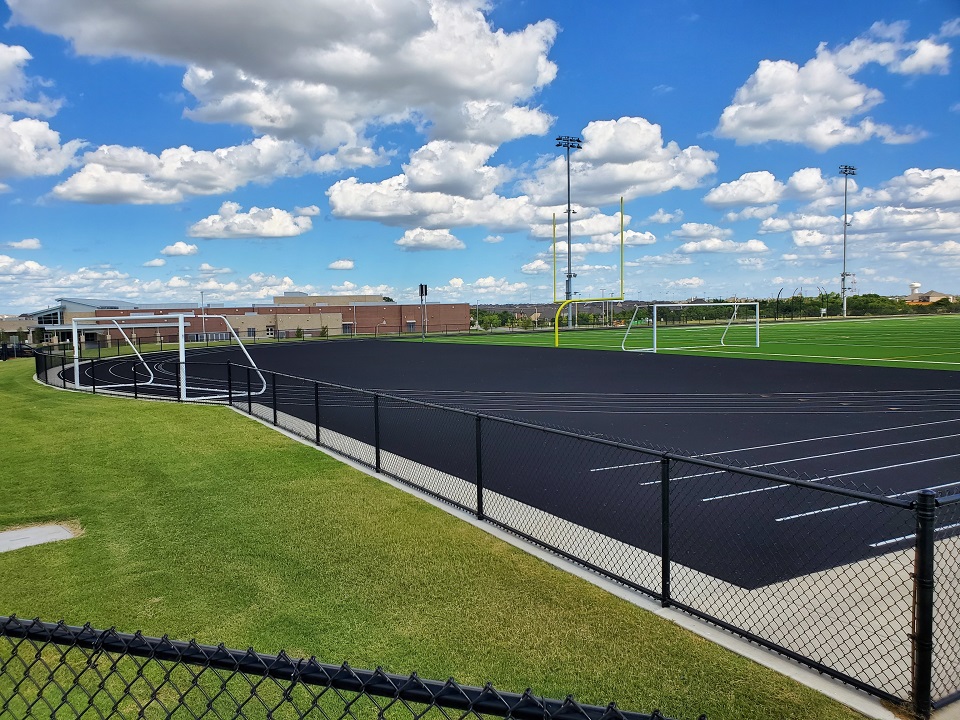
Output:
1 0 958 313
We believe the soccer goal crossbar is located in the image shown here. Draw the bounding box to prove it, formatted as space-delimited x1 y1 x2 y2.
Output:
621 302 760 353
71 314 265 401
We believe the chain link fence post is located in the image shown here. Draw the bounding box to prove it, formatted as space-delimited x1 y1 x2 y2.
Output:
660 455 671 608
374 393 381 473
912 489 936 719
476 414 484 520
314 381 320 446
271 372 278 426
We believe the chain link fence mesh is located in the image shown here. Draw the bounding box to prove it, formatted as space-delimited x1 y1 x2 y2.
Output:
0 618 684 720
933 498 960 705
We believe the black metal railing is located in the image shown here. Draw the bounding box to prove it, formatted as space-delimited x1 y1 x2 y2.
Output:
31 348 960 718
0 617 689 720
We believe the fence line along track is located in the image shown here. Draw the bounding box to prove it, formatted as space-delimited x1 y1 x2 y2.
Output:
30 347 960 719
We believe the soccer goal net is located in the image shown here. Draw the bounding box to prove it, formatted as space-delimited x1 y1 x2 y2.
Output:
71 313 265 401
621 302 760 353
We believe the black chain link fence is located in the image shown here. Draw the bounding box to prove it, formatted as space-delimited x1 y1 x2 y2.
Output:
30 349 960 718
0 617 688 720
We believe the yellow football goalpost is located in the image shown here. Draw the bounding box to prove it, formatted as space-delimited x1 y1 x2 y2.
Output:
553 197 625 347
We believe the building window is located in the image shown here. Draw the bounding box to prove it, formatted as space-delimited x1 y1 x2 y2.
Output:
342 323 354 335
406 321 416 332
265 326 275 338
247 328 256 337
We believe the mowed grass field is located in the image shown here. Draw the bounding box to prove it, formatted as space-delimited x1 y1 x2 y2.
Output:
0 358 868 720
420 314 960 370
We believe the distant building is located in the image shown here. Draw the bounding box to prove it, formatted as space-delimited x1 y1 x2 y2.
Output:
904 288 955 305
0 295 470 343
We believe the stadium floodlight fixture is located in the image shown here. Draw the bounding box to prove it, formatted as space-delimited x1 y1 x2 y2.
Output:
839 164 857 317
556 135 582 328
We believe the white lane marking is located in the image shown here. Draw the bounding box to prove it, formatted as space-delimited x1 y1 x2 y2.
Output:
699 450 960 502
670 434 960 496
870 521 960 548
775 480 960 522
589 417 960 473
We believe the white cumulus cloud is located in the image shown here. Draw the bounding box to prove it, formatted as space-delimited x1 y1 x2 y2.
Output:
676 239 769 253
328 259 355 270
0 43 62 117
0 114 83 179
522 117 718 206
647 208 683 224
716 21 943 150
142 258 166 267
161 241 198 256
8 0 559 148
188 201 313 238
7 237 41 250
521 259 550 274
704 171 785 207
395 228 465 251
52 136 380 205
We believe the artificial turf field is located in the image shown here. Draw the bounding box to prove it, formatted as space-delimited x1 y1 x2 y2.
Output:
421 314 960 371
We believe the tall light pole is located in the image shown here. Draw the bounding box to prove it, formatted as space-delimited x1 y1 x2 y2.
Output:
839 164 857 317
556 135 582 327
199 290 206 342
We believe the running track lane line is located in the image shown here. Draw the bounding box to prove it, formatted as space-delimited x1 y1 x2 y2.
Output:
589 416 960 473
775 479 960 522
629 432 960 491
871 521 960 548
700 451 960 502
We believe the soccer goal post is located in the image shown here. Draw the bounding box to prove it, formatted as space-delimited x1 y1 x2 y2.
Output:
621 302 760 353
71 313 265 401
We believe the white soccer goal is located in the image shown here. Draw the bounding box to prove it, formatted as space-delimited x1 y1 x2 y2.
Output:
621 302 760 353
71 313 265 401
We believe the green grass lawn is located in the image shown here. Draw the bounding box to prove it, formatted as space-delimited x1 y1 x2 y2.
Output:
419 314 960 370
0 358 869 720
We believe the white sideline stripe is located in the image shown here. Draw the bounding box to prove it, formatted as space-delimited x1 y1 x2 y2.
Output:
589 417 960 473
775 480 960 522
686 348 960 367
0 525 74 553
702 452 960 502
870 521 960 548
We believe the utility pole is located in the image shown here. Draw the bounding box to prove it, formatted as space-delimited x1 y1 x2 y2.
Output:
556 135 582 328
839 165 857 317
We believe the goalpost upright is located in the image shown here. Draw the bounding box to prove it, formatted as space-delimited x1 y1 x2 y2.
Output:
552 197 626 347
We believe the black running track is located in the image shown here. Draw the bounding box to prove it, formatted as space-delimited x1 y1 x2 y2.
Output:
75 340 960 589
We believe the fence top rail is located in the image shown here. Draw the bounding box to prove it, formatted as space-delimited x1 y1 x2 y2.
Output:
0 617 682 720
936 492 960 506
32 348 912 509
